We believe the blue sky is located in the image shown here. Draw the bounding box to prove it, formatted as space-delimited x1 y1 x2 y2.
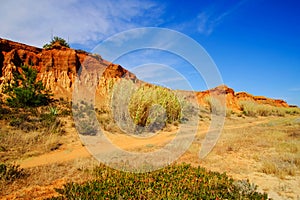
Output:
1 0 299 106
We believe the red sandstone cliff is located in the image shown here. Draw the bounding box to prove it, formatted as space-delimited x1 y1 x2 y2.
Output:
0 38 137 99
0 38 292 109
195 85 289 110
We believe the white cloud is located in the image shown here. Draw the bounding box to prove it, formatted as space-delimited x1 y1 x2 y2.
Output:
194 0 248 35
0 0 164 48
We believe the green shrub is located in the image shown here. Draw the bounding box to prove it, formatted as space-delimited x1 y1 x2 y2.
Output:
284 107 300 115
0 163 26 182
6 106 64 134
49 163 269 199
43 36 70 49
9 116 26 127
73 102 98 136
226 108 235 117
233 180 263 198
239 101 259 117
4 64 52 107
41 111 64 134
0 107 10 120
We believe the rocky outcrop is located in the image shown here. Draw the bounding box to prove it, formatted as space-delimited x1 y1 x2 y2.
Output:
235 92 289 107
196 85 237 109
196 85 289 110
0 38 138 99
0 38 292 109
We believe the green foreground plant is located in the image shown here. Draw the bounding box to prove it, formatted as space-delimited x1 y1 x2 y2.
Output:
49 163 269 200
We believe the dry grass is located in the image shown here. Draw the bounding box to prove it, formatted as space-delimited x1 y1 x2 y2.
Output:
260 129 300 178
0 99 72 163
261 157 298 177
239 100 300 117
180 115 300 199
204 96 225 116
0 128 63 162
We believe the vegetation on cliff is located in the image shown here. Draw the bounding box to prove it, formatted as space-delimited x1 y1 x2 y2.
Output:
4 64 52 107
43 36 70 49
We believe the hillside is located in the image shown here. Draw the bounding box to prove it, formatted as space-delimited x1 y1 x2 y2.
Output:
0 38 300 199
0 38 292 110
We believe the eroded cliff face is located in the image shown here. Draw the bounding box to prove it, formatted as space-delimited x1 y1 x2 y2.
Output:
195 85 289 110
0 38 137 99
0 38 291 109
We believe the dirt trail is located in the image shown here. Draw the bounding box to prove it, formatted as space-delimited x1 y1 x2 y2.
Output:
19 118 271 169
19 144 90 168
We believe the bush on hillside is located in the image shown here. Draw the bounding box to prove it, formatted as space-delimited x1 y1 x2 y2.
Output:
4 64 52 107
111 81 182 133
128 84 182 128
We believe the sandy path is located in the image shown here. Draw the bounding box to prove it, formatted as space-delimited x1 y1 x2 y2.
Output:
19 144 91 168
19 117 271 169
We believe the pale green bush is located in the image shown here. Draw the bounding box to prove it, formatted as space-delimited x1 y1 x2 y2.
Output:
128 85 181 128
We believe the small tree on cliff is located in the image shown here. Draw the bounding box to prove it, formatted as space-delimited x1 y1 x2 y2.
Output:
4 64 52 107
43 36 70 49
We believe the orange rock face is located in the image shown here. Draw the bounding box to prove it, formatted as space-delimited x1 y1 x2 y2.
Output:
0 38 137 99
196 85 289 110
0 38 291 109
